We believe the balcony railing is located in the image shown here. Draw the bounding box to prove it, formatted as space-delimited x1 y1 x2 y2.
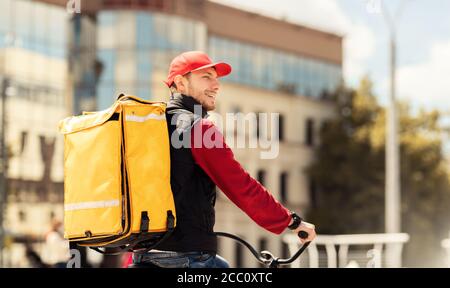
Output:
283 233 410 268
441 233 450 268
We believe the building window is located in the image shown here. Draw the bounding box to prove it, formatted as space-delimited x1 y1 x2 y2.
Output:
258 238 268 268
209 35 342 99
231 106 241 139
20 131 28 155
309 177 318 209
255 111 262 139
18 210 27 223
50 211 56 221
320 120 328 133
259 238 268 251
318 120 329 145
305 118 314 146
278 114 285 142
257 170 266 186
216 237 221 255
280 172 288 204
281 241 290 260
235 241 243 268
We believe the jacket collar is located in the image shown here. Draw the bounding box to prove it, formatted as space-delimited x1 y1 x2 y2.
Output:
167 93 208 119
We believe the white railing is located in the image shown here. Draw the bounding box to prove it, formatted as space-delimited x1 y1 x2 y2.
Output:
283 233 410 268
441 233 450 268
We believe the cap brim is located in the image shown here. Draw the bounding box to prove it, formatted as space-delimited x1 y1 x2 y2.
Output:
191 62 232 78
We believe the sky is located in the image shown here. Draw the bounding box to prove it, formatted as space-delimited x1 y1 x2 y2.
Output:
212 0 450 116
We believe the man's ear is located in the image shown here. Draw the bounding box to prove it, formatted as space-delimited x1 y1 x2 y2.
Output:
174 75 186 92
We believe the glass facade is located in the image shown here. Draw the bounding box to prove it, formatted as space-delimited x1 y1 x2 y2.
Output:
0 0 66 59
72 9 341 112
93 11 205 111
208 36 342 99
0 0 67 110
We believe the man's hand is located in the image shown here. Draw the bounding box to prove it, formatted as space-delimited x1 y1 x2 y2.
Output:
293 221 316 244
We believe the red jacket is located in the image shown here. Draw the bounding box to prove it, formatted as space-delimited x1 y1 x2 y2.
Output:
190 118 291 234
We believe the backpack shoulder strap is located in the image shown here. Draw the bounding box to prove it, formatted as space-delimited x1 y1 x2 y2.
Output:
166 108 202 133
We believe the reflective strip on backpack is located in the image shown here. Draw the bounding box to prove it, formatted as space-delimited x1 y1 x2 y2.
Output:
65 200 120 211
126 113 166 122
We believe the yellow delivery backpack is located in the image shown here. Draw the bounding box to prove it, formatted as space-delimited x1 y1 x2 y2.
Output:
58 94 176 253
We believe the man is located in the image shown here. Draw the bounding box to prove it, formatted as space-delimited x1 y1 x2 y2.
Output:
132 51 316 268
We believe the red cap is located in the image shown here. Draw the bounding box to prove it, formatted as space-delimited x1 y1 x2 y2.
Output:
164 51 232 87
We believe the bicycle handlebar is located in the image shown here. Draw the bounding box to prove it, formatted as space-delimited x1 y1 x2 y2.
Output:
214 232 311 268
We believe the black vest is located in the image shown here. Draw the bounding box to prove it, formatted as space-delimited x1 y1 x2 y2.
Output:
156 94 217 253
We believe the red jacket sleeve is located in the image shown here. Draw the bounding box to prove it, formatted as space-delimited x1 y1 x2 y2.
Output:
190 119 291 234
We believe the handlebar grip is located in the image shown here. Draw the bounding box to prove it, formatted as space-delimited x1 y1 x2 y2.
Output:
298 231 309 239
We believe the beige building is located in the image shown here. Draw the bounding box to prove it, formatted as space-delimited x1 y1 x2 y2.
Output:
1 0 342 267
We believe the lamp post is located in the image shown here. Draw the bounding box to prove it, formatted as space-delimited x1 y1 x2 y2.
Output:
381 0 411 267
382 0 401 235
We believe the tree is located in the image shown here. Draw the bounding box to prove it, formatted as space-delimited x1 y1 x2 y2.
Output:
307 76 450 267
